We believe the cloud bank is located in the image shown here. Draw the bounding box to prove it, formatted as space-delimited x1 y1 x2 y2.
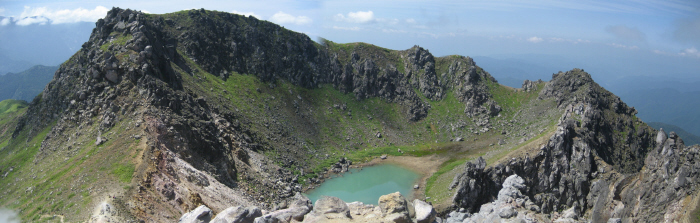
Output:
334 11 375 23
15 6 108 25
269 11 312 25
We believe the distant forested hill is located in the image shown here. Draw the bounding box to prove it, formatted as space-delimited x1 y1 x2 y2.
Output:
0 65 57 102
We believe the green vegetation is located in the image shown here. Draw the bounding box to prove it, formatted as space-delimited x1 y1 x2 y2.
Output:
112 163 135 183
100 32 133 51
0 99 28 114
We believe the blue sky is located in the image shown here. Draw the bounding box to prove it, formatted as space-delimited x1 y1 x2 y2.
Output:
1 0 699 87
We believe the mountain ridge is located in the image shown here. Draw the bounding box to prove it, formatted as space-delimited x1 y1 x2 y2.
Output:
1 7 697 222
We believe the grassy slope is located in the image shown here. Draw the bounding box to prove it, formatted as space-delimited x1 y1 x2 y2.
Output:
0 31 143 221
0 39 564 221
170 33 565 210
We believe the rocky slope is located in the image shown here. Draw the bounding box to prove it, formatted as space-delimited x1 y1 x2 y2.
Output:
0 7 697 223
0 8 504 222
449 70 700 222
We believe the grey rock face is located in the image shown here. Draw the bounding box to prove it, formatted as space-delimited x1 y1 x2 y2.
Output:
413 199 436 223
656 128 667 145
450 72 699 222
179 205 213 223
451 156 493 213
303 196 351 221
378 192 411 223
449 175 539 223
211 206 262 223
254 193 311 223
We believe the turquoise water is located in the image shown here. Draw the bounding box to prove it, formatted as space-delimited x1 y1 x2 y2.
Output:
304 164 420 205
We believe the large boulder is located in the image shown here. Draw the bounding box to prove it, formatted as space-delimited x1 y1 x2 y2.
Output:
378 192 410 223
413 199 436 223
211 206 262 223
254 193 312 223
179 205 213 223
302 196 351 222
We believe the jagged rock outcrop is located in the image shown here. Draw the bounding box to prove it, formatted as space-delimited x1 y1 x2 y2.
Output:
450 70 699 222
521 79 543 92
587 130 700 222
447 175 563 222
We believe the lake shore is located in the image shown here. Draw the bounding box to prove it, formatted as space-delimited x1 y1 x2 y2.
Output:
351 154 447 201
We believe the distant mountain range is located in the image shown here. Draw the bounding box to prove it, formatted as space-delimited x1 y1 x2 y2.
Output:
0 16 93 74
0 65 57 102
619 89 700 137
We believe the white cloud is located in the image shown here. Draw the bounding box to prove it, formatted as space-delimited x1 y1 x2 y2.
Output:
608 43 639 50
15 6 108 25
527 36 543 43
269 11 312 25
232 10 260 19
0 7 5 16
16 16 49 25
335 11 375 23
382 29 406 33
332 26 360 31
679 47 700 57
0 17 10 26
406 18 416 24
550 37 565 42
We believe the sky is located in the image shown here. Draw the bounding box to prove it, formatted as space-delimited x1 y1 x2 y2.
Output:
0 0 699 88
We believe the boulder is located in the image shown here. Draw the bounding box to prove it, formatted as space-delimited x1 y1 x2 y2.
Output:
302 196 351 222
444 210 470 223
378 192 410 223
211 206 262 223
179 205 213 223
105 70 120 83
656 128 667 145
254 193 311 223
413 199 436 223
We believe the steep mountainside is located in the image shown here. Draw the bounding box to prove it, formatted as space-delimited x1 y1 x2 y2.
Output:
0 8 697 223
0 65 58 102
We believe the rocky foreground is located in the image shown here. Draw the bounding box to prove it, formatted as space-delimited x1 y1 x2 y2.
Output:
173 191 434 223
170 175 604 223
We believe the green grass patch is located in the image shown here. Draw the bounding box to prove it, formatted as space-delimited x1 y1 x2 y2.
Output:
426 157 468 190
111 163 135 183
0 99 28 115
100 32 133 51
